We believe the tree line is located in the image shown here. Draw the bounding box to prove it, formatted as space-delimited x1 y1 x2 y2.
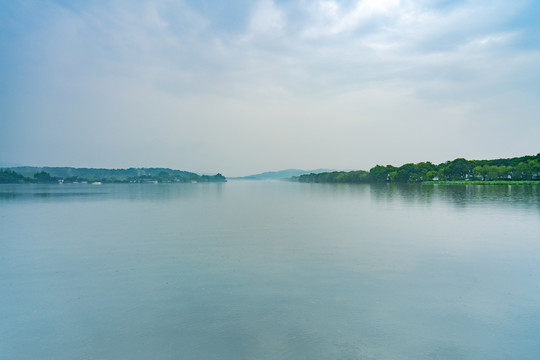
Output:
4 166 203 180
0 169 226 184
295 154 540 184
0 170 60 184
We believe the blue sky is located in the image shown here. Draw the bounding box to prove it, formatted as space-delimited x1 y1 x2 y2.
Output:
1 0 539 176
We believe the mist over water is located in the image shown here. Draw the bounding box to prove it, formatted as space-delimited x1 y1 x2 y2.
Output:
1 182 539 359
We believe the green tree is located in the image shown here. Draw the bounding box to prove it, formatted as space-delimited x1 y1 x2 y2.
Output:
497 166 510 180
0 170 30 184
415 162 436 180
33 171 58 184
529 160 540 180
425 170 438 181
486 166 499 181
393 163 415 183
473 166 484 180
444 158 472 180
369 165 396 182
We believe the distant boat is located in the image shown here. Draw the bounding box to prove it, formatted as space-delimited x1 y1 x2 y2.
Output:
92 182 102 185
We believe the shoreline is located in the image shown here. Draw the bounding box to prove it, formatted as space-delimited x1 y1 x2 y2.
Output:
424 180 540 185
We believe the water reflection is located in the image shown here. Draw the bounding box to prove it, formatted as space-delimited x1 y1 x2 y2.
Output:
292 182 540 211
367 183 540 210
2 182 538 206
0 183 225 202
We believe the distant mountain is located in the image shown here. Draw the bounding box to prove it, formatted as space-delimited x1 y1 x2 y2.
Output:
233 169 334 180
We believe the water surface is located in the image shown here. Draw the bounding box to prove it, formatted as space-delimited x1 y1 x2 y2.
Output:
1 182 539 359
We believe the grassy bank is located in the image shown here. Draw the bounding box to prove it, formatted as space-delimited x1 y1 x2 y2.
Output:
425 180 540 185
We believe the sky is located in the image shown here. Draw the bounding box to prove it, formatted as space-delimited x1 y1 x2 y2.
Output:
1 0 539 177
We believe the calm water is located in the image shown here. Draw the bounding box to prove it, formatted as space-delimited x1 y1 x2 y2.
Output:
1 181 539 360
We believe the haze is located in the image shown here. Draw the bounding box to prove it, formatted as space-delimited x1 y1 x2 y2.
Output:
1 0 539 177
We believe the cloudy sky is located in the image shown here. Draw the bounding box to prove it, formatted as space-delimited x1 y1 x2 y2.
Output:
1 0 539 176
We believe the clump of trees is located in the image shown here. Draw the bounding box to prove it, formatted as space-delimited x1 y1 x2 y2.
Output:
0 170 59 184
200 173 226 182
296 154 540 184
33 171 59 183
0 170 31 184
126 171 226 183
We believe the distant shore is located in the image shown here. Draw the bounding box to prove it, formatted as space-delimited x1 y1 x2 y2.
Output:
0 167 226 184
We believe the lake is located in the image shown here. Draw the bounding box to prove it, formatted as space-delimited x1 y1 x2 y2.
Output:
1 181 539 359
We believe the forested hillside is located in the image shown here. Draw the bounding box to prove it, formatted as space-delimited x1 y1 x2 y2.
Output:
0 167 226 184
296 154 540 183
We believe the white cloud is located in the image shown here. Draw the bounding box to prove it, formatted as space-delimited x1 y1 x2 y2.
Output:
302 0 401 37
463 32 519 49
330 0 400 33
248 0 286 35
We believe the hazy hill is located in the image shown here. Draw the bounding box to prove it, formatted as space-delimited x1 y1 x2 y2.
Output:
6 167 200 180
233 169 334 180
